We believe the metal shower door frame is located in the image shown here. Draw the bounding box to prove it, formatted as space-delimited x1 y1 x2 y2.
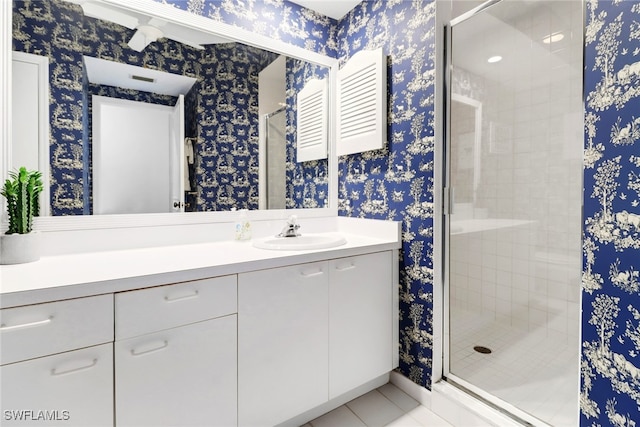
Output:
441 1 564 425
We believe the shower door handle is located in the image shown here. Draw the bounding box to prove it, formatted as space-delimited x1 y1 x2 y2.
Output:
444 187 454 215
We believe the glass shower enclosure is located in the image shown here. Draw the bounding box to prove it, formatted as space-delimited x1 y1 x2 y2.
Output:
264 107 287 209
444 1 583 424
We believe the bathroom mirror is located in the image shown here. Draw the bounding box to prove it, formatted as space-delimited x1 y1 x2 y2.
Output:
5 0 336 223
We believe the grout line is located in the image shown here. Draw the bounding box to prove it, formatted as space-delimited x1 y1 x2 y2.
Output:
376 388 416 425
343 400 369 426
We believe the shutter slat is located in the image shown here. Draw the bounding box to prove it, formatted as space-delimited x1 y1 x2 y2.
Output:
296 77 328 162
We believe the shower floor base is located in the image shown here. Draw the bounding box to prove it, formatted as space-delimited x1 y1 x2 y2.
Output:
449 308 579 426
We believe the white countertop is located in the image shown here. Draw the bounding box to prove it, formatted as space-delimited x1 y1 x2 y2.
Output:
0 223 400 308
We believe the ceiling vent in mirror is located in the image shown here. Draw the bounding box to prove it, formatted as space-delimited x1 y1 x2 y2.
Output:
84 56 196 97
297 77 328 162
337 47 386 156
131 75 155 84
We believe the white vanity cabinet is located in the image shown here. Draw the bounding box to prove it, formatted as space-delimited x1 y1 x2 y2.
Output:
0 225 400 427
114 276 238 427
238 261 330 427
0 295 114 426
238 251 396 426
329 251 393 398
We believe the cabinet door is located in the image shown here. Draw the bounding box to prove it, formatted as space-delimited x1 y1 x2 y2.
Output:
329 251 393 398
238 262 329 427
115 315 237 427
0 343 113 427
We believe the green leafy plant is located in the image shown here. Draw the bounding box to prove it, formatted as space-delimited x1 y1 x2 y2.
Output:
1 167 43 234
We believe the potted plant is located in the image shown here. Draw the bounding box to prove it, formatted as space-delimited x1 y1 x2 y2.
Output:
1 167 43 264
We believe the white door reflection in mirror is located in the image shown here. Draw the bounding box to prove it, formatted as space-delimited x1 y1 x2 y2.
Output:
11 51 50 216
92 95 184 215
169 95 185 213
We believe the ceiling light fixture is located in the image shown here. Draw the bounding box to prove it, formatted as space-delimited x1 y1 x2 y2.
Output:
487 55 502 63
543 32 564 44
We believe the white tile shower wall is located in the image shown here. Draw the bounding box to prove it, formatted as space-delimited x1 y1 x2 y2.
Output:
449 20 582 346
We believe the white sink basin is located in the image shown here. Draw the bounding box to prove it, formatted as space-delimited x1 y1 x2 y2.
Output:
253 233 347 251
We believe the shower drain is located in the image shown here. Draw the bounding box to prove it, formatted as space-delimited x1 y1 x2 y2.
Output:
473 346 492 354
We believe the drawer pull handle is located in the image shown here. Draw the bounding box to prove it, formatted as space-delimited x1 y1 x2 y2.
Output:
51 358 98 376
0 316 53 332
300 269 324 278
335 262 356 271
131 340 169 356
164 290 199 302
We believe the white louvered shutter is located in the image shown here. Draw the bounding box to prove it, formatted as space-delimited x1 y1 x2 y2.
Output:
337 48 386 156
296 77 328 162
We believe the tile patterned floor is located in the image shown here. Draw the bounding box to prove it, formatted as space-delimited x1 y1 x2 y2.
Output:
304 306 579 427
449 308 579 426
303 383 453 427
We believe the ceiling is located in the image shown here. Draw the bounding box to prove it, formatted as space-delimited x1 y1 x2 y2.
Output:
288 0 361 20
452 1 580 89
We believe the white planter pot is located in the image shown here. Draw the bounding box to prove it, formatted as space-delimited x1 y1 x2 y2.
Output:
0 231 41 265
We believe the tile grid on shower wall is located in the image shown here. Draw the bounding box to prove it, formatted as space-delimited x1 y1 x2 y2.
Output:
450 224 580 345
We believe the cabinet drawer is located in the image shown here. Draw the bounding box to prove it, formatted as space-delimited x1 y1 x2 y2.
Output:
115 315 237 426
0 343 113 426
116 275 237 339
0 294 114 366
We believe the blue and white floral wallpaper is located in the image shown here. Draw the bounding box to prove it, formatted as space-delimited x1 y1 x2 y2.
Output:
13 0 85 214
581 0 640 425
161 0 437 390
157 1 332 210
159 0 338 58
13 0 325 214
336 0 437 388
189 42 277 211
169 1 640 420
12 0 640 423
285 58 329 209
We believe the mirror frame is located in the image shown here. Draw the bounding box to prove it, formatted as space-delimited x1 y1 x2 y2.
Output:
1 0 338 232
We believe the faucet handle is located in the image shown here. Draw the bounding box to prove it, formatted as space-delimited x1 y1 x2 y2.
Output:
277 215 300 237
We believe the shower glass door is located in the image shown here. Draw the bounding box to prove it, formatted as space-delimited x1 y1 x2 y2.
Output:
265 108 287 209
445 1 583 425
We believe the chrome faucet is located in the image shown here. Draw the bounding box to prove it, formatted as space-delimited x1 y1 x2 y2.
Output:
278 215 301 237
